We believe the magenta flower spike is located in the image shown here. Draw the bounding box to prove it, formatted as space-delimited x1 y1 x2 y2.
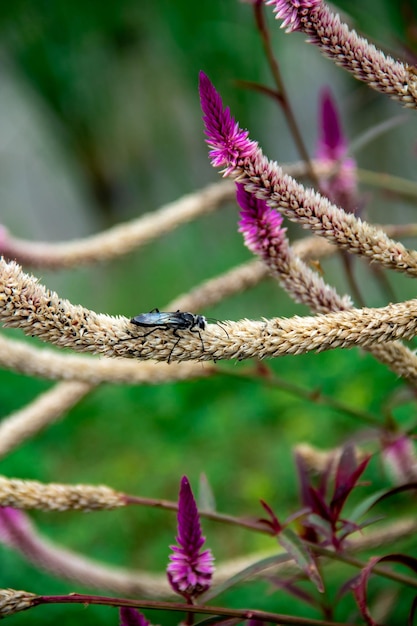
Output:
264 0 417 109
317 88 346 162
265 0 322 33
237 183 286 257
167 476 214 602
382 433 417 485
199 71 258 175
316 88 357 213
119 607 150 626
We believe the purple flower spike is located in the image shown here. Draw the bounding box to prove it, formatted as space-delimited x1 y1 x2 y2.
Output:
199 71 258 175
382 433 417 485
119 606 150 626
265 0 322 33
167 476 214 602
237 183 285 256
316 88 358 213
317 88 347 162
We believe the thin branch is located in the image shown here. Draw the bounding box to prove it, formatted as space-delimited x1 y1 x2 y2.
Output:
252 2 319 185
220 367 381 426
0 382 91 459
0 181 235 269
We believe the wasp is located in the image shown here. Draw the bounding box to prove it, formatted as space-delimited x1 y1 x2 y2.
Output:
130 308 228 363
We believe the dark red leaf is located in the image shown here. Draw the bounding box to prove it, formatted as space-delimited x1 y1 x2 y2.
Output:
352 556 380 626
259 499 282 534
331 452 371 519
353 554 417 626
308 487 332 522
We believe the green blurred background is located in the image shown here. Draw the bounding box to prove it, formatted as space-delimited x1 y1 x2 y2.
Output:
0 1 417 623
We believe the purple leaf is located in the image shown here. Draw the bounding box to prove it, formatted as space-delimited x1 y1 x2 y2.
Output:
258 499 282 534
330 446 371 520
295 451 313 509
308 487 332 522
353 554 417 626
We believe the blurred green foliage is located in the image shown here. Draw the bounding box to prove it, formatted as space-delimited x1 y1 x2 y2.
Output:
0 1 417 624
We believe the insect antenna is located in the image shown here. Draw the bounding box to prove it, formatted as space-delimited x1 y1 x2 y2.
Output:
205 317 230 339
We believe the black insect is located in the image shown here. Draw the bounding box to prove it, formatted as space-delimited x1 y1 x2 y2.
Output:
130 308 228 363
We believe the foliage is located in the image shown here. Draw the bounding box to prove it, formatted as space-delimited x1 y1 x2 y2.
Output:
0 1 417 625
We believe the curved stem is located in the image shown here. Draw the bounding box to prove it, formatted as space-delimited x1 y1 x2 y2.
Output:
252 2 319 186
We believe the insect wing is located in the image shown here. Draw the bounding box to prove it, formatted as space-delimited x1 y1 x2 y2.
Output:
131 311 184 328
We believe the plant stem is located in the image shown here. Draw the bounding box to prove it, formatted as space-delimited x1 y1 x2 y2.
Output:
35 593 358 626
252 2 319 186
218 366 381 427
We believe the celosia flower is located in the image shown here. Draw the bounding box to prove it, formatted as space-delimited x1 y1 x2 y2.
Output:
199 73 417 281
381 433 417 485
264 0 417 109
237 183 285 256
316 88 358 213
167 476 214 602
199 71 258 175
119 607 150 626
265 0 322 33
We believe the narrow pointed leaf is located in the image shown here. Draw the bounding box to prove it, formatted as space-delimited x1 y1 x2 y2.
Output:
308 487 332 522
259 499 282 534
350 482 417 523
304 513 333 543
295 452 314 508
354 554 417 626
331 452 371 519
278 528 324 593
203 552 292 602
268 574 321 607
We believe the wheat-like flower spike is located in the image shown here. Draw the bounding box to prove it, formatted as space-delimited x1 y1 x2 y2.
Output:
2 225 412 381
237 183 353 313
0 162 318 271
5 258 417 366
0 335 213 384
235 185 417 384
243 152 417 275
1 223 416 373
0 508 171 598
0 181 235 269
0 381 91 459
0 589 38 617
265 0 417 109
169 259 267 312
199 72 417 276
0 476 124 511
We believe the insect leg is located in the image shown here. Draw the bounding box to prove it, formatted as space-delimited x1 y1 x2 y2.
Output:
167 329 182 364
140 327 160 339
190 327 205 353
